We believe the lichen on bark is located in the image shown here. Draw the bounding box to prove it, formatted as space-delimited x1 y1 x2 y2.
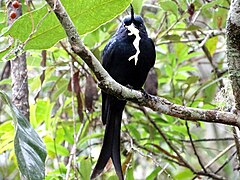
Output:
226 0 240 110
7 0 29 120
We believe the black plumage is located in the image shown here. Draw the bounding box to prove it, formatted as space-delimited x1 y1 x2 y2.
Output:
91 6 156 180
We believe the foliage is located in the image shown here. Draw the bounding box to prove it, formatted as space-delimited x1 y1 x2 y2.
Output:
3 0 131 50
0 0 236 179
0 91 46 180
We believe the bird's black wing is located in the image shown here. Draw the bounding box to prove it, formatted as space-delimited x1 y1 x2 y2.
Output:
102 37 118 70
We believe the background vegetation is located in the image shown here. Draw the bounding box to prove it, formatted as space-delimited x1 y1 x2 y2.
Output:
0 0 236 179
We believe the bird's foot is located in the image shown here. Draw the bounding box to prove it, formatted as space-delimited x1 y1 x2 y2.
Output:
140 88 150 99
126 84 134 90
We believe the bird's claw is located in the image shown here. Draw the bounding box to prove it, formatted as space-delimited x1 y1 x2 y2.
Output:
126 84 134 90
140 88 150 99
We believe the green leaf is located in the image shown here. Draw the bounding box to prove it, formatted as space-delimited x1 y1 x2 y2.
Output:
171 125 188 136
174 169 194 179
0 121 14 134
132 0 144 14
0 121 15 154
213 7 227 29
165 64 173 77
146 166 162 180
0 78 11 85
185 76 199 85
162 34 181 41
159 1 178 17
175 73 187 80
108 175 118 180
46 142 69 156
190 78 222 100
205 36 218 56
126 124 141 140
204 83 217 103
52 84 68 101
33 99 54 130
63 126 74 144
29 75 42 91
201 0 223 10
186 25 201 31
78 133 102 146
174 43 188 63
79 157 92 180
126 166 134 180
177 66 196 72
4 0 131 50
45 163 66 179
0 90 47 180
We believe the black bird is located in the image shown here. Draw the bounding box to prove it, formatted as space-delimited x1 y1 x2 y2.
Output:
91 5 156 180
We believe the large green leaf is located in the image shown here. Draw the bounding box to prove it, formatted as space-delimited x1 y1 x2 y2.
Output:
132 0 144 14
201 0 223 10
4 0 131 50
159 1 178 17
79 157 92 180
0 90 47 180
146 167 162 180
205 36 218 56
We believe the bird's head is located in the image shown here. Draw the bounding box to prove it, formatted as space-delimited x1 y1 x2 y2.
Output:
117 4 147 36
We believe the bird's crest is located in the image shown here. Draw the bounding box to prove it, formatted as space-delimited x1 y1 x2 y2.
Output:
130 4 134 23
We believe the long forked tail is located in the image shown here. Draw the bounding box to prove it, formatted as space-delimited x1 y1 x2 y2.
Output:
90 98 125 180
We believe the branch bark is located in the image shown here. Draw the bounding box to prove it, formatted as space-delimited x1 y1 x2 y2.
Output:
227 0 240 111
44 0 240 129
226 0 240 169
7 0 29 120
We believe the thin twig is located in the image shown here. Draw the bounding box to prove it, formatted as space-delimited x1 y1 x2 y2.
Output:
181 137 237 143
216 5 229 10
139 106 195 172
157 14 186 41
195 171 225 180
140 107 225 180
66 61 78 179
59 41 91 77
156 38 204 45
204 143 235 169
215 150 236 174
65 116 87 179
191 31 223 85
129 138 173 178
123 120 182 166
189 33 210 52
34 50 47 101
232 127 240 167
153 12 167 42
23 8 51 47
185 121 207 172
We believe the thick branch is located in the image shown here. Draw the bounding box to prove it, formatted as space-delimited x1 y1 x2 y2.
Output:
227 0 240 110
45 0 240 128
7 0 29 119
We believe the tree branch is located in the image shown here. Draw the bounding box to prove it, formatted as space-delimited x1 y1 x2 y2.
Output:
45 0 240 129
227 0 240 110
8 0 29 120
185 121 207 173
226 0 240 167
